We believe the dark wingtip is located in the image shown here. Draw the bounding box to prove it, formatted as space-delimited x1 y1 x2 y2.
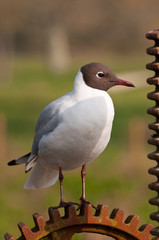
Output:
8 160 17 166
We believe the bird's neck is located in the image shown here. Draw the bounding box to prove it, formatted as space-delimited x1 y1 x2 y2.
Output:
73 71 106 100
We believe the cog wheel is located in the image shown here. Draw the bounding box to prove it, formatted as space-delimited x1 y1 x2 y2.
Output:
4 204 154 240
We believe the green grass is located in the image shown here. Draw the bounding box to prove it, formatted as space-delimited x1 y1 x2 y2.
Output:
0 57 155 238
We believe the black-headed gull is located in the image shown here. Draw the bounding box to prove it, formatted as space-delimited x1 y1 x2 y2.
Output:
8 62 134 208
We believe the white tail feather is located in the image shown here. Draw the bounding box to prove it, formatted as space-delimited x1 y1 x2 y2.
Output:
25 155 38 172
24 162 59 189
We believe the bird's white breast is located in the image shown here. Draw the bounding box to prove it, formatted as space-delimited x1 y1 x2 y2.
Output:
38 71 114 170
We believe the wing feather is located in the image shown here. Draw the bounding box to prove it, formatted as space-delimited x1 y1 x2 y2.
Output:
31 93 71 155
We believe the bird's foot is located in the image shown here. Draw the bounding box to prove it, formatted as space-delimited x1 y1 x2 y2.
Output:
77 197 97 211
52 201 79 210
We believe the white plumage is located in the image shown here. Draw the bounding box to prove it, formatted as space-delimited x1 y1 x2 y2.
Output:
24 71 114 189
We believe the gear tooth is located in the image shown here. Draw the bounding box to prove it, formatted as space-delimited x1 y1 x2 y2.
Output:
128 215 140 229
33 213 40 225
95 204 109 217
150 212 159 221
32 213 46 232
150 227 159 237
18 221 26 231
124 215 135 224
4 233 17 240
138 224 154 233
94 204 103 216
110 209 124 223
48 207 61 222
64 205 77 219
110 208 119 219
78 203 93 218
18 221 34 239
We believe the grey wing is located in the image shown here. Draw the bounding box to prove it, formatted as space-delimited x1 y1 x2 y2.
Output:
31 101 60 155
25 92 72 172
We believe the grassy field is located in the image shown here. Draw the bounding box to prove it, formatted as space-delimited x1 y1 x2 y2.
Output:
0 57 156 239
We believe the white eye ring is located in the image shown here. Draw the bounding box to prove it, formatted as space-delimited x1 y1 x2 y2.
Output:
96 71 104 78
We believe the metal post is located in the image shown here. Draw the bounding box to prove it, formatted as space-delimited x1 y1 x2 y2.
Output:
146 29 159 238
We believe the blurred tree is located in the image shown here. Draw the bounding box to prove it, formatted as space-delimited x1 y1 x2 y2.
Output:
0 0 159 72
46 24 71 71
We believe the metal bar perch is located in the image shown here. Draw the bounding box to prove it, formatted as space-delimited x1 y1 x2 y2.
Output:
147 29 159 239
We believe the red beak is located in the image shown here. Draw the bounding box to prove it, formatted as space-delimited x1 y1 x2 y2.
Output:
115 78 135 87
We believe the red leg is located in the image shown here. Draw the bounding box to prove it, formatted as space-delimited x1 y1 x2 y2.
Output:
77 164 96 210
81 165 86 201
53 167 79 210
59 167 64 205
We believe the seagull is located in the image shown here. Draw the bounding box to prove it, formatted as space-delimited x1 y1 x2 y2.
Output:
8 62 134 208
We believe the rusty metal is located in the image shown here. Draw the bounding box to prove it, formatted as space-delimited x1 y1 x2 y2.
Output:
4 203 153 240
146 29 159 239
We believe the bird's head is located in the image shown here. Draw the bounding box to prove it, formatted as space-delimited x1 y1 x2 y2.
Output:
81 62 135 91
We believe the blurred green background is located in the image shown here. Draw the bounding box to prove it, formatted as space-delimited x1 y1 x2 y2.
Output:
0 0 159 239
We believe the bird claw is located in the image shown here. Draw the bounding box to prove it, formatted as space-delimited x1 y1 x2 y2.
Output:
52 201 79 210
77 198 97 211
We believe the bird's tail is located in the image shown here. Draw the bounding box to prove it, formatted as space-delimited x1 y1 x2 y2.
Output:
8 153 31 166
24 162 59 189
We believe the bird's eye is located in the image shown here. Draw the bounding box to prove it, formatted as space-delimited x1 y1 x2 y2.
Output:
96 71 105 78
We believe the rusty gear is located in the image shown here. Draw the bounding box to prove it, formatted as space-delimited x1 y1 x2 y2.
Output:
4 203 153 240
